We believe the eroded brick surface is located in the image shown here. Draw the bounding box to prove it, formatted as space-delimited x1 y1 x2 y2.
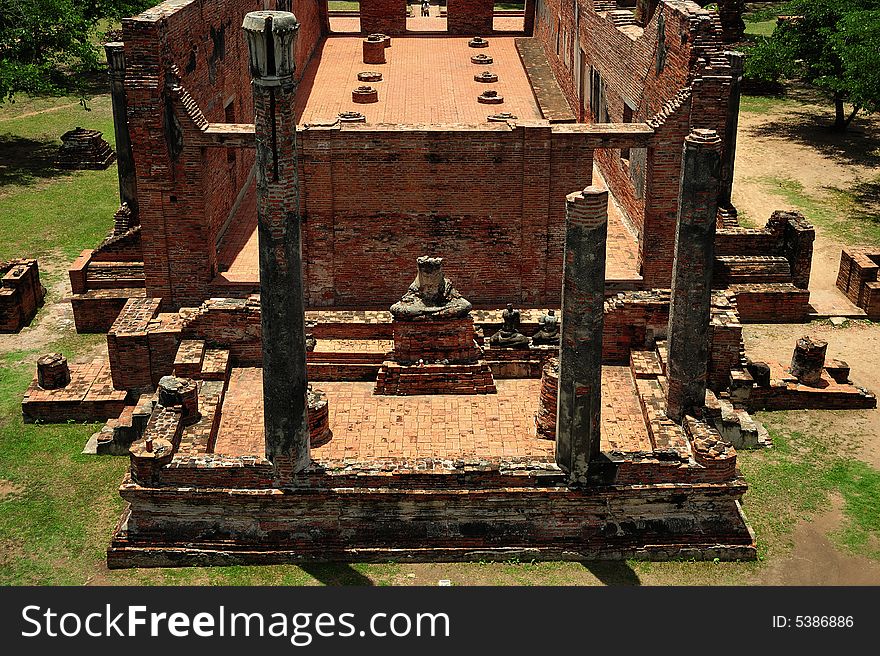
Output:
214 367 650 460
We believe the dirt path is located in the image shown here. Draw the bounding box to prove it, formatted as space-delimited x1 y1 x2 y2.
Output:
0 102 81 123
760 494 880 585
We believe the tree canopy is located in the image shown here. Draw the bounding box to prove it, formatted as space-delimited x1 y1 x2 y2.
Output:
0 0 153 101
745 0 880 130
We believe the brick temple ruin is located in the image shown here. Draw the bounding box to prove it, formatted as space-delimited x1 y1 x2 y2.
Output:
18 1 878 566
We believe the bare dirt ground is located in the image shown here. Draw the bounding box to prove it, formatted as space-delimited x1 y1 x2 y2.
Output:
761 494 880 585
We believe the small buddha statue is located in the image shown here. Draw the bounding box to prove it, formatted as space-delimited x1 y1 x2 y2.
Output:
531 309 560 345
390 256 473 321
305 319 317 352
489 303 530 349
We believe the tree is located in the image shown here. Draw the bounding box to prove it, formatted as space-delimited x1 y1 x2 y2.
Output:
745 0 880 131
0 0 153 102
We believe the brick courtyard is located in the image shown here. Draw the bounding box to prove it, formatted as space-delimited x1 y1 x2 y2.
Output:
293 35 542 125
213 365 651 461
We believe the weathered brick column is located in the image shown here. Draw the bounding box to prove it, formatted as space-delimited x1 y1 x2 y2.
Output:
105 42 137 219
555 187 608 484
243 11 310 471
665 129 722 423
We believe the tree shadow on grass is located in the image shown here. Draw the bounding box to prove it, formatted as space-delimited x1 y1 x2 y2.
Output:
827 179 880 229
745 106 880 169
299 563 376 586
580 561 642 586
0 134 66 187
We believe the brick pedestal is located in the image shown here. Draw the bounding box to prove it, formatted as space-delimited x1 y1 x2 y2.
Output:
376 316 497 395
374 361 496 395
391 316 481 363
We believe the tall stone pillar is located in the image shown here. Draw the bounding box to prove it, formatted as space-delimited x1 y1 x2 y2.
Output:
243 11 310 471
555 187 608 484
105 42 137 220
719 51 744 210
665 129 722 423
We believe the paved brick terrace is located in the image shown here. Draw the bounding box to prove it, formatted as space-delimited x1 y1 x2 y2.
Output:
213 365 651 461
294 35 542 125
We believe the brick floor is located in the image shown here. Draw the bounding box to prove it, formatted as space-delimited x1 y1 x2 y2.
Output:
213 365 650 460
215 163 641 286
294 35 542 125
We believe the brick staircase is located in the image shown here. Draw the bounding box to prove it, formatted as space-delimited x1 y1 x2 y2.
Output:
374 361 497 395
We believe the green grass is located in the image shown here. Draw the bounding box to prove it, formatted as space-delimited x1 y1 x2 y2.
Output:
0 93 119 260
740 94 795 115
752 175 880 248
744 20 777 38
739 417 880 560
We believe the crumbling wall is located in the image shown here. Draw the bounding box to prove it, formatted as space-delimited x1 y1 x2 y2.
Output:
124 0 325 308
0 260 46 332
837 248 880 320
533 1 735 288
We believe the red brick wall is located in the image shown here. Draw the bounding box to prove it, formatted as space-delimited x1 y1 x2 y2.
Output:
533 1 732 288
447 0 495 35
360 0 407 35
124 0 325 309
298 124 593 309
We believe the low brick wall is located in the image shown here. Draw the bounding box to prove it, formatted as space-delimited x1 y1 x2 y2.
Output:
837 248 880 319
109 469 754 567
0 259 45 333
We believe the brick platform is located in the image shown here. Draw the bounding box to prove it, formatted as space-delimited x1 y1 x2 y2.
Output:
213 369 660 461
750 361 877 411
22 358 128 423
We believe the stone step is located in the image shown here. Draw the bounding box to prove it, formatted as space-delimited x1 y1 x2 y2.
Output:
173 340 206 379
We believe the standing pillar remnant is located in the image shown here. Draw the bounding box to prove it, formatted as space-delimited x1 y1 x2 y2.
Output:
243 11 310 471
104 43 137 220
790 336 827 385
555 187 608 484
665 129 722 423
37 353 70 390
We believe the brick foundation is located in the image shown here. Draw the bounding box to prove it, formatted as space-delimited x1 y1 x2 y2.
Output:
0 259 45 333
837 248 880 319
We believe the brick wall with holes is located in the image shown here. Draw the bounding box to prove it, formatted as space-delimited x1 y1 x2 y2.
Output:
123 0 325 309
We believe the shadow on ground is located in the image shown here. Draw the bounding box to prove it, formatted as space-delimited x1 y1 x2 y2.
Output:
581 561 642 586
828 179 880 226
0 135 65 187
745 106 880 169
299 563 376 586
